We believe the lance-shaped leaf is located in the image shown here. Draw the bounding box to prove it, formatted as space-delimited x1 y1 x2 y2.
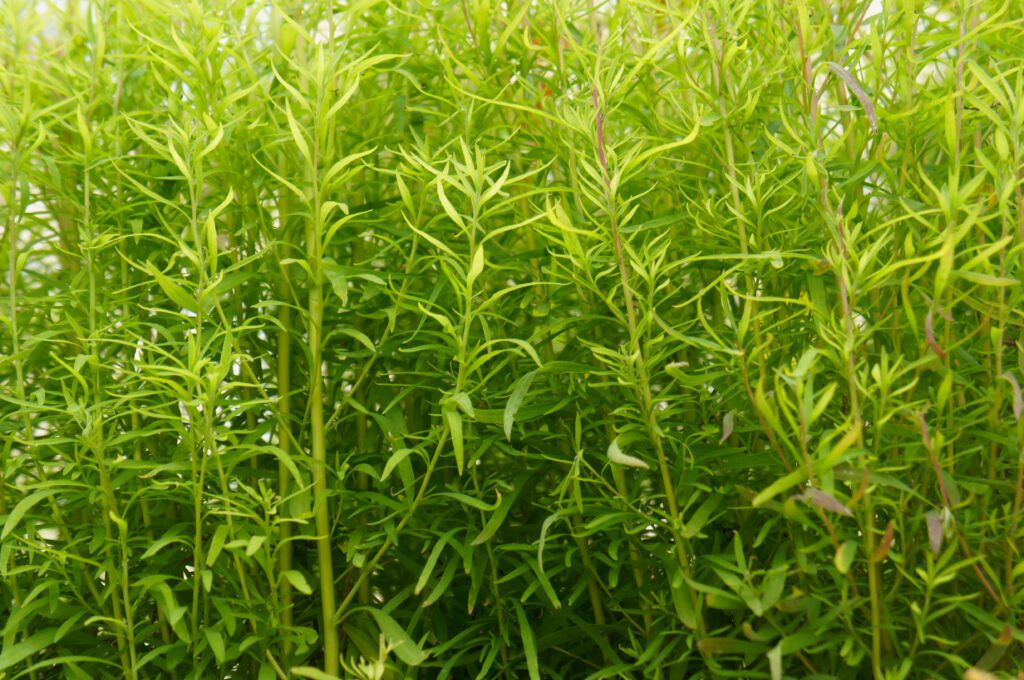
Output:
607 437 650 470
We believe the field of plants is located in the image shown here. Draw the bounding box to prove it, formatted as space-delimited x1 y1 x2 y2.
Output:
2 0 1024 678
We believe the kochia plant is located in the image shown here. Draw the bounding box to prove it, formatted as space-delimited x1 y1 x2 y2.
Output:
2 1 1024 679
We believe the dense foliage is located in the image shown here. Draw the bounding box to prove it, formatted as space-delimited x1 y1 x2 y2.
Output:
3 0 1024 678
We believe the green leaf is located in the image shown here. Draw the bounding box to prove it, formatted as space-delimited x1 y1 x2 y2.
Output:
443 403 465 475
752 468 807 507
415 536 450 595
472 489 514 545
283 570 313 595
366 607 428 666
166 138 192 184
322 257 349 305
468 245 484 286
205 629 225 665
2 489 59 539
513 602 541 680
607 437 650 470
382 448 416 482
768 644 783 680
834 541 857 575
145 262 197 313
503 370 537 441
246 534 266 557
447 391 475 419
206 525 229 567
436 174 466 229
285 100 312 161
0 629 58 671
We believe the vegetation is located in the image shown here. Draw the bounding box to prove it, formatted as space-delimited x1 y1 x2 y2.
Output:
2 0 1024 677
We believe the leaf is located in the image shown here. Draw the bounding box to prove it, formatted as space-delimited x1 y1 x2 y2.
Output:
366 607 428 666
447 391 475 419
381 448 416 482
285 100 311 161
718 410 735 444
871 521 896 562
76 103 92 154
2 489 59 539
468 245 484 286
752 468 807 507
683 494 724 539
607 437 650 470
1000 372 1023 421
145 262 197 313
513 602 541 680
804 488 853 517
827 62 878 129
472 488 516 546
435 175 466 229
166 138 192 184
955 270 1019 287
205 629 225 665
503 370 538 441
768 644 783 680
322 257 349 305
0 629 58 671
443 403 465 475
421 559 459 608
141 533 187 560
198 121 224 159
834 541 857 574
205 524 229 567
415 536 449 595
246 534 266 557
926 511 944 555
283 570 313 595
537 512 563 574
334 328 375 352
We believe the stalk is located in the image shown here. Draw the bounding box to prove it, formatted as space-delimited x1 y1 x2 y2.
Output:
273 7 297 658
591 86 706 645
305 78 339 674
81 94 137 680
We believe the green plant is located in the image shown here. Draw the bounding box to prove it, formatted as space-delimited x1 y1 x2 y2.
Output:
2 1 1024 678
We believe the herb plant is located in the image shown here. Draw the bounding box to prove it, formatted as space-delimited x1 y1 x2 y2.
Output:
2 1 1024 678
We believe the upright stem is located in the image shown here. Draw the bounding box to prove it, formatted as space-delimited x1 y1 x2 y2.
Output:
592 86 706 643
273 7 296 659
307 93 339 675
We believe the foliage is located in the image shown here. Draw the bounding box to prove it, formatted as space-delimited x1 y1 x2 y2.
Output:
2 0 1024 678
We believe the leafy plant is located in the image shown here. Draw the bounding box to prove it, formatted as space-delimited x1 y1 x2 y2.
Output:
2 0 1024 678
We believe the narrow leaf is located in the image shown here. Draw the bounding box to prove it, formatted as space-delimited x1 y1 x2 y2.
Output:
804 488 853 517
2 489 59 539
513 602 541 680
443 404 465 475
607 437 650 470
827 62 878 129
503 370 538 441
926 511 944 555
871 520 896 563
366 607 428 666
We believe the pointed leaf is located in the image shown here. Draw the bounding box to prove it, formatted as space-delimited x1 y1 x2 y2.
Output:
607 437 650 470
366 607 427 666
503 370 537 441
